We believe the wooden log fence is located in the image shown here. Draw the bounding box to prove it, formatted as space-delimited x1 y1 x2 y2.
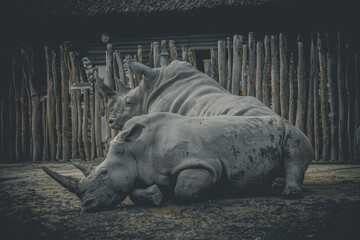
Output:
3 32 360 163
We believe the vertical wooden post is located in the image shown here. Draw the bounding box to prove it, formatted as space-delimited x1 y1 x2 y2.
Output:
41 97 48 161
22 48 32 161
203 59 211 76
288 52 296 125
354 54 360 161
232 35 243 96
218 40 226 88
148 42 154 68
248 32 256 97
74 54 85 161
307 33 317 149
263 35 271 107
90 89 96 160
169 40 178 62
105 44 115 141
0 95 3 161
256 41 264 101
326 33 339 161
51 50 62 160
318 32 330 161
241 44 248 96
160 40 170 67
153 42 160 68
188 49 197 68
60 43 71 161
279 33 289 120
21 55 29 160
13 51 23 161
271 35 280 114
210 48 218 81
8 80 13 161
346 44 355 161
182 45 188 62
137 45 143 83
337 32 347 162
93 68 103 158
295 41 306 133
45 46 56 160
69 52 78 159
227 37 232 92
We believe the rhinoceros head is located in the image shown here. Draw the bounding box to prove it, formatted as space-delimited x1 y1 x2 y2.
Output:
96 60 159 130
43 123 146 212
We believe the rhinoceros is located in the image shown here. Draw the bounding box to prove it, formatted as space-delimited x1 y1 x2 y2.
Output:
43 113 313 212
97 59 277 130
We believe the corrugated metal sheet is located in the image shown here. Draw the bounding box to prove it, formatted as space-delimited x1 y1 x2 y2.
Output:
80 32 234 66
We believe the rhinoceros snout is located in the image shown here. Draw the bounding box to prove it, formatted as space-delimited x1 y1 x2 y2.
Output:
108 118 114 124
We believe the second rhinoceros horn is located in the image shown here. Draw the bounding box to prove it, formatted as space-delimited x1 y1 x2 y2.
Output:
72 162 93 177
42 167 79 193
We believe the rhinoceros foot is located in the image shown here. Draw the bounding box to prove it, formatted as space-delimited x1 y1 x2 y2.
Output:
271 178 285 196
282 185 303 199
129 185 163 206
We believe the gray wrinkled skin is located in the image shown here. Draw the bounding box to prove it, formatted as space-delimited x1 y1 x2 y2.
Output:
74 113 313 211
104 60 277 130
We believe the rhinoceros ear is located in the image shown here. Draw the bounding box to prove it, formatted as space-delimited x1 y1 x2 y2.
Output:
123 123 145 142
126 59 158 82
95 76 117 100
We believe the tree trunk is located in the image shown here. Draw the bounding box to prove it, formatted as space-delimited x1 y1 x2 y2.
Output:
69 52 78 159
231 35 243 96
256 41 264 101
271 35 280 114
288 52 296 125
318 32 330 161
182 45 188 62
45 46 56 160
218 40 226 89
203 59 211 76
326 33 339 162
93 69 103 158
263 35 271 107
307 33 316 150
295 41 306 133
227 37 232 92
346 44 355 161
337 33 347 162
241 44 248 96
279 33 289 120
169 40 178 62
210 48 218 81
153 42 160 68
248 32 256 97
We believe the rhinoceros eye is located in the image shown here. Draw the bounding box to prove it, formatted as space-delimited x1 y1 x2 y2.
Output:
100 168 108 175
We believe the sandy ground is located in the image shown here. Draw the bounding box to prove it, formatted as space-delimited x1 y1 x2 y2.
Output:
0 162 360 240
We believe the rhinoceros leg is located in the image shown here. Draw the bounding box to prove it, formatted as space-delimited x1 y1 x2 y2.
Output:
129 185 163 206
174 168 214 203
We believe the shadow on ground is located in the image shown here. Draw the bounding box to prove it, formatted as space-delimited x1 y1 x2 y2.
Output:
0 163 360 240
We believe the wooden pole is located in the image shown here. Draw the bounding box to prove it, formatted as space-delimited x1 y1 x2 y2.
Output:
45 46 56 160
153 42 160 68
326 33 339 162
74 53 85 161
9 79 15 161
256 41 264 101
295 41 306 133
203 59 211 76
318 32 330 161
248 32 256 97
355 54 360 161
218 40 226 89
148 42 154 68
188 49 197 68
263 35 271 107
271 35 280 114
313 39 321 161
60 43 71 161
182 45 188 62
93 68 103 158
21 54 29 160
288 52 296 125
69 52 78 159
241 44 248 96
337 32 347 162
279 33 289 120
90 89 96 160
137 45 143 83
51 50 62 160
105 44 114 141
231 35 243 96
169 40 178 62
22 48 32 161
345 44 355 161
227 37 232 92
13 51 23 161
210 48 218 81
41 97 48 161
160 40 170 67
307 33 317 150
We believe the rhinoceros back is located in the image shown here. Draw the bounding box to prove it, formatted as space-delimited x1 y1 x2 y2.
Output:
147 61 277 117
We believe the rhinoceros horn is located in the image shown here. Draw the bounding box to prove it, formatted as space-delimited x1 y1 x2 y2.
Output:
126 59 157 81
72 162 92 177
42 167 79 193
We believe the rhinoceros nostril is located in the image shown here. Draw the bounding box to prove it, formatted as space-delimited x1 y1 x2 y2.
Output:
108 119 114 124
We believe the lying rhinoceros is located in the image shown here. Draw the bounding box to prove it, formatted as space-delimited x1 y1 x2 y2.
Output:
43 113 313 212
97 60 277 130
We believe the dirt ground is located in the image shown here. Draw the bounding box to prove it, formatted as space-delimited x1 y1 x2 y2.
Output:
0 162 359 240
